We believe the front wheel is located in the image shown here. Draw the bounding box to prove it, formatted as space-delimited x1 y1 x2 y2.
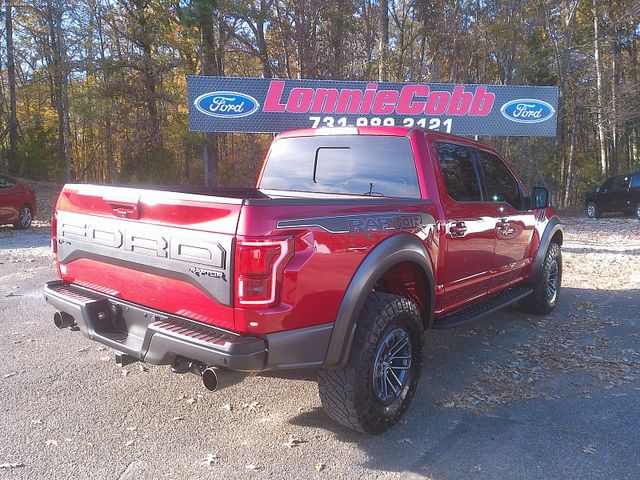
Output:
13 205 33 230
520 242 562 315
586 202 600 219
318 293 424 434
635 203 640 221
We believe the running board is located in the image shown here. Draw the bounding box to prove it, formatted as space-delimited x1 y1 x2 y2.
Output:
433 285 533 329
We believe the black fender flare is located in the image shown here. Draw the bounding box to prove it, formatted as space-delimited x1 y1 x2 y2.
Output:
323 234 435 368
528 216 563 283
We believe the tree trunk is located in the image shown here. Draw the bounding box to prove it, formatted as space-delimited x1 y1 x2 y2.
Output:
378 0 389 81
592 0 608 178
564 113 577 206
5 0 19 175
47 0 72 180
201 11 221 189
610 38 620 174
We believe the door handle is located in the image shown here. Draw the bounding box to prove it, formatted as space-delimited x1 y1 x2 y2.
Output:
496 218 514 235
450 221 467 237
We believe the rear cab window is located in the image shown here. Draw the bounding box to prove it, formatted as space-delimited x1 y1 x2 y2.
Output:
259 135 421 198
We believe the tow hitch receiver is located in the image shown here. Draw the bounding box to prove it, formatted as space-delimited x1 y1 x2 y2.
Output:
115 352 137 367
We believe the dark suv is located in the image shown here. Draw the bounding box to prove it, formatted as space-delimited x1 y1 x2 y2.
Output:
586 172 640 220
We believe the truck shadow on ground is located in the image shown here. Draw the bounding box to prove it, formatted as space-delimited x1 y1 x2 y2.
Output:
286 286 640 478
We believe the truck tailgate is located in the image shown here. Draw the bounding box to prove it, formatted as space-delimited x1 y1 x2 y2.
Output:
54 185 241 330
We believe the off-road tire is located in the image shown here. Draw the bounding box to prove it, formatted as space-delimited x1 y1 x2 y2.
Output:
520 242 562 315
317 292 424 434
13 205 33 230
586 202 600 219
635 203 640 221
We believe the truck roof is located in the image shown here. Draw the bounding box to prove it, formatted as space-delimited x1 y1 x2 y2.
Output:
277 126 500 154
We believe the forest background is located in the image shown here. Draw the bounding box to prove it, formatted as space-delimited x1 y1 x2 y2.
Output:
0 0 638 206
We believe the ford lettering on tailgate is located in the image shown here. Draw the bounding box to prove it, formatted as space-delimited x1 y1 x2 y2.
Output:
56 211 232 305
194 91 260 118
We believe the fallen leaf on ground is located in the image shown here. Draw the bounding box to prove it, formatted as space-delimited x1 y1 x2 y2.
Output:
0 462 24 469
223 404 233 412
583 445 597 454
201 454 220 466
186 398 197 405
125 440 134 447
315 462 326 472
399 438 413 444
245 464 261 471
171 416 184 422
243 401 263 411
45 440 58 446
3 372 17 379
283 436 307 448
76 346 90 353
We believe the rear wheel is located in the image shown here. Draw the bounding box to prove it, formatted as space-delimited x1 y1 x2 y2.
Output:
318 292 423 434
520 242 562 315
636 203 640 221
13 205 32 230
586 202 600 219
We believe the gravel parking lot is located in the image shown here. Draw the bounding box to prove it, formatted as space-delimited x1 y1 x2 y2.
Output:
1 214 639 479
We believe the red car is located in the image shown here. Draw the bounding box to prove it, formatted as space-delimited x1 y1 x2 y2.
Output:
0 174 36 229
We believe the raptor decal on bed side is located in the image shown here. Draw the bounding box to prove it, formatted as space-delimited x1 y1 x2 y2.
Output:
277 213 435 234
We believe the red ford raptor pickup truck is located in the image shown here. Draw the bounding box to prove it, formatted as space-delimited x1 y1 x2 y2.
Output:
44 127 562 433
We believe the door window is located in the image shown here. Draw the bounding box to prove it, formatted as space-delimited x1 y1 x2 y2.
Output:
435 143 482 202
613 176 630 192
476 150 523 210
601 177 616 193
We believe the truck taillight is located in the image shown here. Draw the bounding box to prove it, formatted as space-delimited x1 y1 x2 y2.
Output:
51 212 58 254
235 237 293 307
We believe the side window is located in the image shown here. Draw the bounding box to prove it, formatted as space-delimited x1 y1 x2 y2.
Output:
613 176 630 191
0 176 15 189
601 177 616 193
631 174 640 189
476 150 522 210
435 143 482 202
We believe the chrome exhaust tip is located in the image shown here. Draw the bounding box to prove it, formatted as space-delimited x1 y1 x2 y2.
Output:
53 311 75 329
201 367 247 392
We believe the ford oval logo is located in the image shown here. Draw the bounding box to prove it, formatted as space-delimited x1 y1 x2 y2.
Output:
194 91 260 118
500 99 555 123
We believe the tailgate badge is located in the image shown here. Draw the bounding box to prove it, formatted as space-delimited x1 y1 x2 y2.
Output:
189 266 226 281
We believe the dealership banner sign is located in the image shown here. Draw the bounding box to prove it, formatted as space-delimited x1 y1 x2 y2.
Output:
188 76 558 137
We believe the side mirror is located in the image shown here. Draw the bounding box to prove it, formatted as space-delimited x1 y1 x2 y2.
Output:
532 186 549 209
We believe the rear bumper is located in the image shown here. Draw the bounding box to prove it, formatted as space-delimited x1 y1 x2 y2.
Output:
43 281 332 372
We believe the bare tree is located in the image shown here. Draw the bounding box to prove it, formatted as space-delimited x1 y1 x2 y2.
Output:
5 0 19 174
